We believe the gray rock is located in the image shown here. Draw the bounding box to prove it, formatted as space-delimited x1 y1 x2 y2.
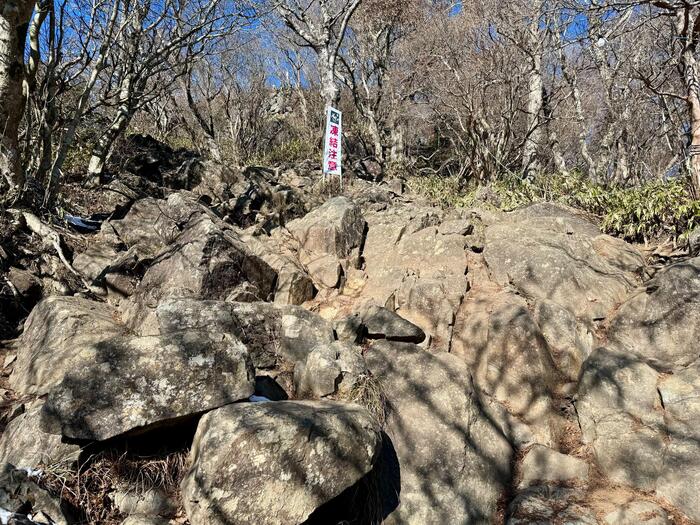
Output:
181 400 381 525
688 226 700 256
576 347 700 522
274 264 315 305
294 341 367 398
437 219 474 236
294 345 341 398
224 281 265 302
334 314 363 343
534 300 593 382
119 517 170 525
519 445 589 488
394 274 466 351
484 203 643 322
0 402 79 469
41 330 254 440
145 298 335 370
608 257 700 370
576 348 664 489
108 198 180 255
10 296 125 396
365 341 512 524
4 353 16 369
507 485 596 525
603 500 671 525
361 305 426 343
121 215 276 327
0 464 69 525
287 197 366 289
505 202 601 236
306 255 342 288
361 206 468 351
238 233 315 306
452 288 560 445
110 486 176 517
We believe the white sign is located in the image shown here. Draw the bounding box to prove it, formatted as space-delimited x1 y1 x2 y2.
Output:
322 107 342 180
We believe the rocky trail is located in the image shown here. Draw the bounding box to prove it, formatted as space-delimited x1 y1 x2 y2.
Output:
0 162 698 525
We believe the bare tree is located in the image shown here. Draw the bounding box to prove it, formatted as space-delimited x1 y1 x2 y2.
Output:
274 0 362 108
642 0 700 194
85 0 243 179
338 0 409 166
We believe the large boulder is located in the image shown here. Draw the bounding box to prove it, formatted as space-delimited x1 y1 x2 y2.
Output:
365 341 512 524
180 400 381 525
240 233 316 306
286 197 366 289
10 296 125 395
576 348 700 522
121 215 276 325
451 286 560 445
361 206 469 351
139 298 335 397
607 257 700 370
294 341 367 399
107 198 180 250
142 298 334 368
483 203 643 323
0 401 80 469
40 330 254 441
72 197 193 302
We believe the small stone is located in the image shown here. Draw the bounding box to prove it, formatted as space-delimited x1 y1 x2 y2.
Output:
333 314 363 343
111 486 176 517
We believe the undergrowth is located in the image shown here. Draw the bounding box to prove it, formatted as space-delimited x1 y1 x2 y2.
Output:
344 373 387 428
407 172 700 243
39 450 188 524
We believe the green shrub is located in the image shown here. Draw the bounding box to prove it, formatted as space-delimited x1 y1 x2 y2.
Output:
408 172 700 243
252 138 318 166
600 181 700 242
405 174 475 208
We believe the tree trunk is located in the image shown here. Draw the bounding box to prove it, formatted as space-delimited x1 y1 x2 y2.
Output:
365 109 384 162
0 0 33 195
390 124 404 163
686 85 700 195
563 63 597 179
681 15 700 195
88 110 131 179
521 0 544 177
88 75 139 179
319 48 340 109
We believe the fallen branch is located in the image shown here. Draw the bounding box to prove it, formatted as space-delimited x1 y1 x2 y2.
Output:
18 211 104 296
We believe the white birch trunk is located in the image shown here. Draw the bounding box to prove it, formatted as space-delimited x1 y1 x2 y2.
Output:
0 0 33 194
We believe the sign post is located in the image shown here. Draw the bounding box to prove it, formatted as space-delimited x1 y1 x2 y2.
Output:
322 107 342 187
